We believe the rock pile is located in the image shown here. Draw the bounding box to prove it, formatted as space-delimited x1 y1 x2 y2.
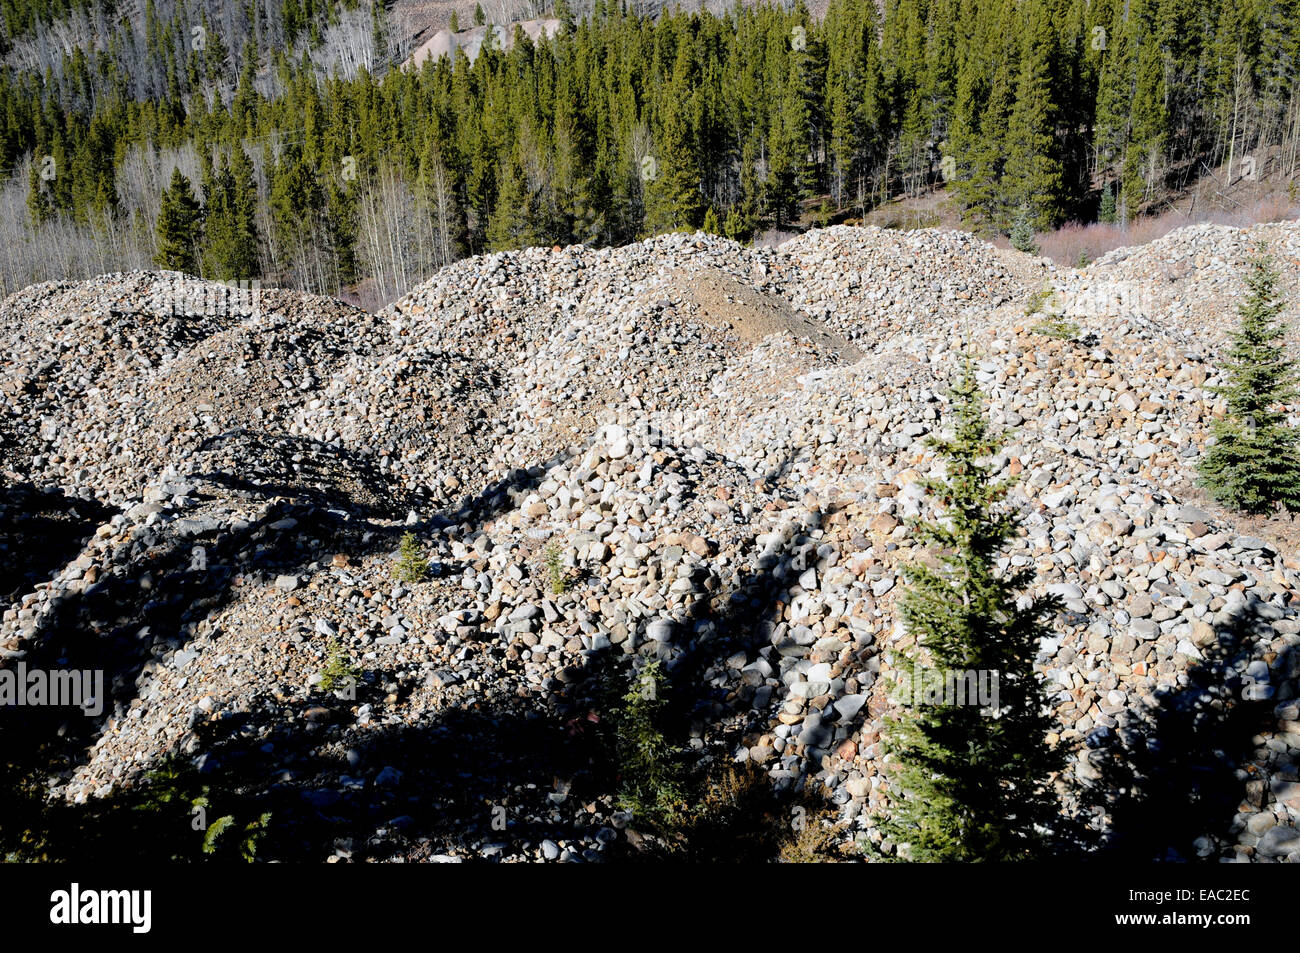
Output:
2 219 1299 862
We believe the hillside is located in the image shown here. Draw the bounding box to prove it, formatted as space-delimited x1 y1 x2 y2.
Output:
3 220 1300 862
3 0 1297 317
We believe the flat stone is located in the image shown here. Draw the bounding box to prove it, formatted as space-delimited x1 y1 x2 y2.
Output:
1256 826 1300 857
833 694 867 722
1132 619 1159 641
645 619 675 642
1128 594 1154 618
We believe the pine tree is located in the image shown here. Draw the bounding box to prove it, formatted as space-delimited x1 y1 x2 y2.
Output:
324 179 359 289
879 357 1064 862
1122 31 1166 218
418 138 464 266
1002 1 1067 231
3 0 1291 305
824 0 883 213
1200 249 1300 513
487 156 542 251
1092 0 1135 210
723 207 748 242
393 531 428 583
269 147 324 289
26 162 52 225
155 167 201 273
201 149 261 282
948 17 1015 234
766 21 815 226
1009 208 1038 254
554 0 575 33
1098 181 1117 224
643 43 705 235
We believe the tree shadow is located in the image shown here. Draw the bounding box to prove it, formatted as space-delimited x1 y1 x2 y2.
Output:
0 434 629 861
21 434 1291 862
0 479 116 604
1076 594 1297 861
0 496 365 812
1 428 871 862
186 429 425 519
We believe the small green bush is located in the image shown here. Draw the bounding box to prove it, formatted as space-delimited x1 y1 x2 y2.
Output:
1 756 273 862
1010 212 1038 254
543 542 568 594
318 638 359 694
1098 183 1117 224
614 660 686 826
1200 248 1300 512
1024 286 1054 315
393 530 427 583
144 760 271 862
198 802 272 861
1032 315 1082 340
600 662 845 861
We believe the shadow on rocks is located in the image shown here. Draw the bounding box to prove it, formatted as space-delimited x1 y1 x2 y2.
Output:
0 437 852 862
1075 594 1298 861
0 493 388 853
0 442 613 861
602 490 861 859
0 479 116 604
189 429 425 520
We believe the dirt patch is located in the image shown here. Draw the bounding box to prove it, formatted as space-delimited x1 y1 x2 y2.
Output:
664 266 861 362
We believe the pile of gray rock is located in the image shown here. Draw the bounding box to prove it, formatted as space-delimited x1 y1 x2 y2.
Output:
2 219 1298 862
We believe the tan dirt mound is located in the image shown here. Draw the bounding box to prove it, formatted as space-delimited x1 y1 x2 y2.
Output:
664 265 862 362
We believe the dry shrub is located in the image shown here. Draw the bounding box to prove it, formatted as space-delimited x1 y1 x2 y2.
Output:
623 760 850 862
1033 192 1300 267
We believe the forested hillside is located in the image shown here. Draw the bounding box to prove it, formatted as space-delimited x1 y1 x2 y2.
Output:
0 0 1297 305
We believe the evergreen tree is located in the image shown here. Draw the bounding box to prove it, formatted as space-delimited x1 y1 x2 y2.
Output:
948 23 1015 233
554 0 575 33
643 43 706 235
1002 1 1067 231
1200 249 1300 513
1009 209 1038 253
269 147 325 290
155 167 201 273
723 207 748 242
370 0 389 64
1092 0 1135 208
487 156 542 251
879 358 1064 862
418 138 465 266
324 178 359 288
1098 181 1117 224
1 0 1296 300
26 162 51 225
201 149 261 282
823 0 886 214
766 21 815 225
1122 30 1166 218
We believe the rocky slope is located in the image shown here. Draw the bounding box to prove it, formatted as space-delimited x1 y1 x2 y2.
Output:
2 221 1300 862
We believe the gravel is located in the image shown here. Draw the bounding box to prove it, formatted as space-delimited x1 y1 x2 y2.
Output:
2 221 1299 862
